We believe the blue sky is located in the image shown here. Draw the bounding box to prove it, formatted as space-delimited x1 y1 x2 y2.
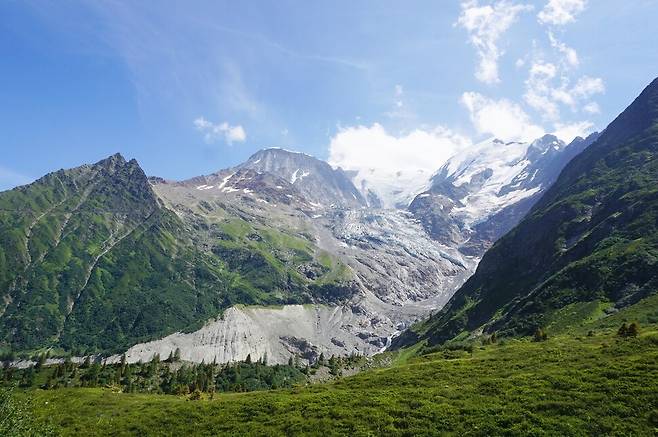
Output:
1 0 657 190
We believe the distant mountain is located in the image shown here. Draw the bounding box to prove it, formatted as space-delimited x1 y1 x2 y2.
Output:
395 77 658 347
142 151 475 363
409 133 598 256
0 146 477 361
0 112 606 361
237 148 367 208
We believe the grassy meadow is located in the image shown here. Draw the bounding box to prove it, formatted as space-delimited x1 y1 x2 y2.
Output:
15 317 657 436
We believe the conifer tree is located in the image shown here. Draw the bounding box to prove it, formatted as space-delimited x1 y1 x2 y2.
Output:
534 328 547 342
627 322 639 337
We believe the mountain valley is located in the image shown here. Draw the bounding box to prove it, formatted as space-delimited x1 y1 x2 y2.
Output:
1 128 601 365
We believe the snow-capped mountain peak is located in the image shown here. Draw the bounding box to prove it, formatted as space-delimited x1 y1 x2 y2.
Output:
409 133 599 255
238 148 367 208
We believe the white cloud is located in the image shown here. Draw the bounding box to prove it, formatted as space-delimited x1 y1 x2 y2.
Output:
328 123 472 207
548 32 579 67
538 0 587 26
551 120 594 143
194 117 246 145
329 123 470 174
523 58 604 120
572 76 605 98
524 61 560 120
386 85 414 119
583 102 600 114
457 0 533 84
461 91 544 141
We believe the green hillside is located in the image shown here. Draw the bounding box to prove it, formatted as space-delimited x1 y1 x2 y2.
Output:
395 78 658 348
0 155 352 356
12 299 658 436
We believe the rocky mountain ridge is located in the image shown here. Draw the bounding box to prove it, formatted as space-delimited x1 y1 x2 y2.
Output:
0 126 598 363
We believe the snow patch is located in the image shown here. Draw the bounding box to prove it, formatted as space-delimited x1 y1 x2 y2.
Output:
290 169 310 184
217 173 236 190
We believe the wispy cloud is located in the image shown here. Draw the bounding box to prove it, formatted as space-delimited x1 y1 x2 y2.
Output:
209 23 370 71
523 57 604 122
548 31 579 67
461 91 545 141
538 0 587 26
456 0 533 84
385 84 416 120
194 118 246 145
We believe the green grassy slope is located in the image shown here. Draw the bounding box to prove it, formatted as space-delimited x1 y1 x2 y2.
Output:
0 155 354 356
25 331 658 436
397 77 658 348
23 303 658 436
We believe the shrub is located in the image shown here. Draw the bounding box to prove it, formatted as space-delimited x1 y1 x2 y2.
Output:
627 322 640 337
533 328 548 342
617 322 640 338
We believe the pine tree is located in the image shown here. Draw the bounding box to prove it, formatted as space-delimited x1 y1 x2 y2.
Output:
245 354 252 364
627 322 639 337
617 323 628 337
35 353 46 370
533 328 547 342
328 355 340 376
174 348 181 362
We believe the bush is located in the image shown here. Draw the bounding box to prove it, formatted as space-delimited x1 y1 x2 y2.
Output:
617 322 640 338
627 322 640 337
533 328 548 342
189 389 203 401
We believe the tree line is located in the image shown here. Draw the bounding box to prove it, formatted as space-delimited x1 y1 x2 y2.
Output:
1 349 365 397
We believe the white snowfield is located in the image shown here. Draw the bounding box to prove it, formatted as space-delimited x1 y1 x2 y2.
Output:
447 139 539 226
352 167 434 209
